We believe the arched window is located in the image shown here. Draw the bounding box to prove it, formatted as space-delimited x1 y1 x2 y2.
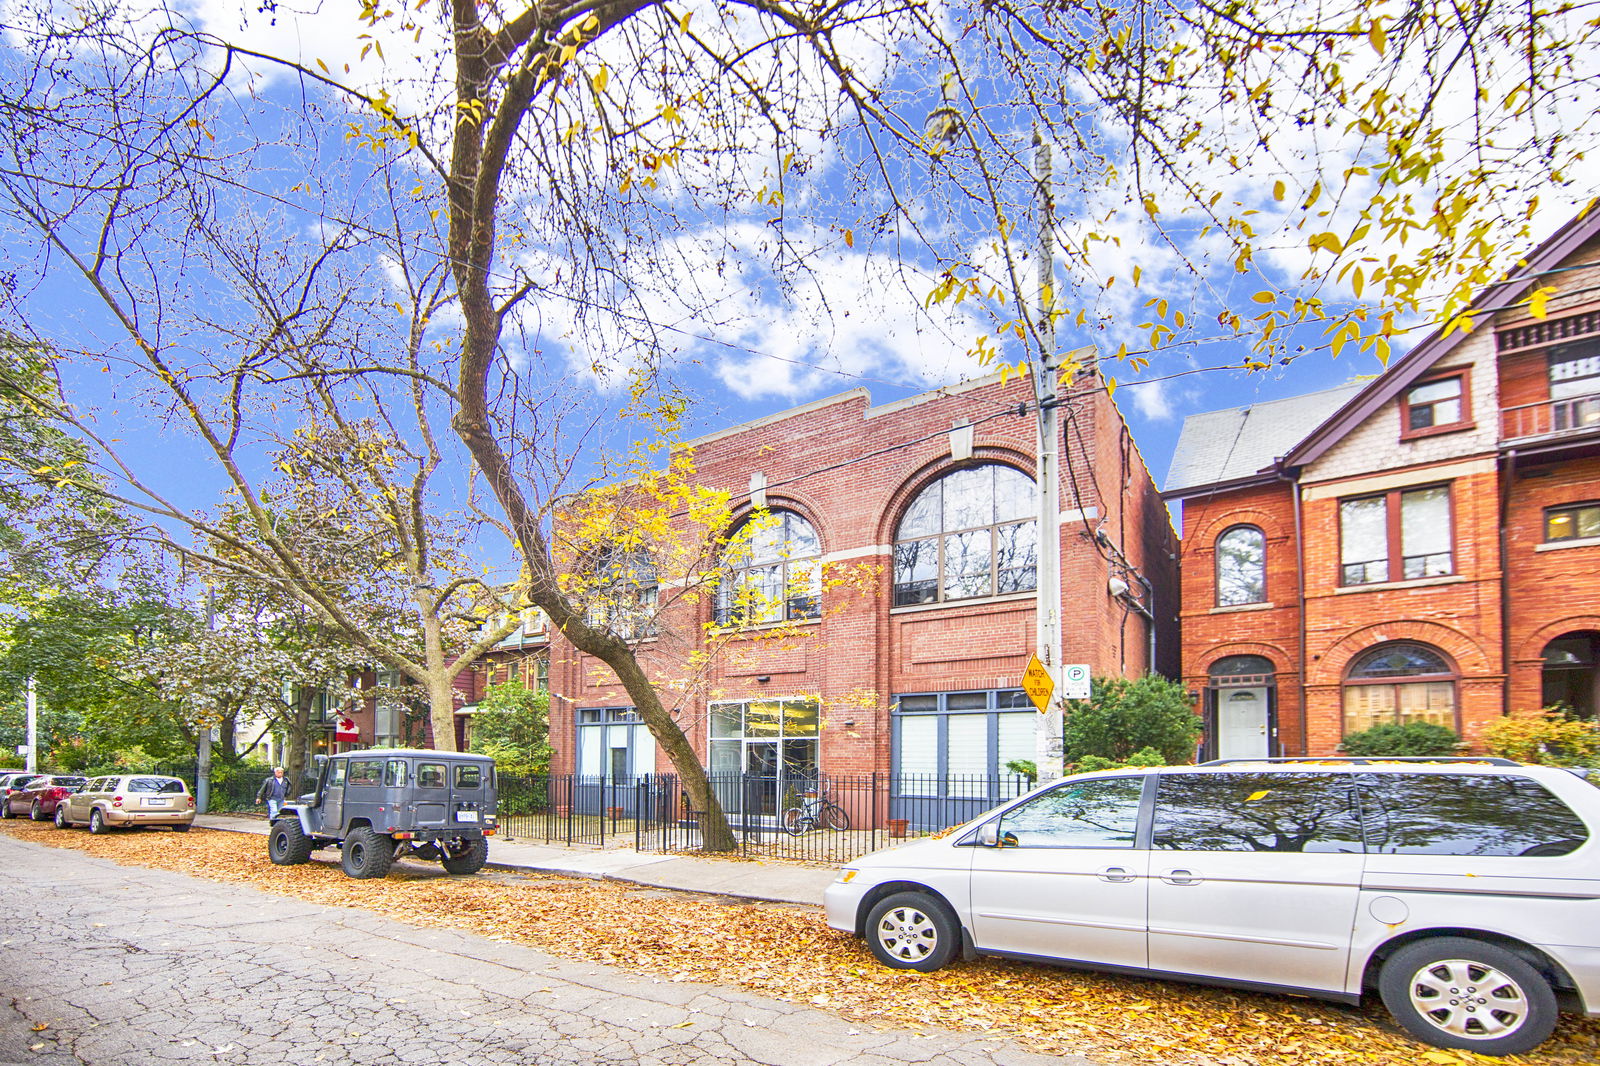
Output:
1207 655 1274 684
1215 525 1266 606
584 548 658 640
1342 642 1457 736
717 510 821 625
893 464 1036 606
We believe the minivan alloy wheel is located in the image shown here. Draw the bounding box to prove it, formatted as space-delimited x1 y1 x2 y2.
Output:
1408 958 1529 1038
865 891 959 972
1379 937 1557 1056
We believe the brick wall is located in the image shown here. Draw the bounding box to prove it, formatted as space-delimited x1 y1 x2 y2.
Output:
536 371 1176 775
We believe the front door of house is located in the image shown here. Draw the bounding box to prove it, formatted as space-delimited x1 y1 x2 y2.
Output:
1216 687 1270 760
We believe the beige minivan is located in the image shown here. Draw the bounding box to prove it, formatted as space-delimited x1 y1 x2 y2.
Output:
55 774 195 833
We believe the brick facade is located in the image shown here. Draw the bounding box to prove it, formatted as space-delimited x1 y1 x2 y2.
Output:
1171 216 1600 756
463 371 1178 780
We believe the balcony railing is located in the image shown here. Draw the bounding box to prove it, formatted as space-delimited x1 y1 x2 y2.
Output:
1501 396 1600 442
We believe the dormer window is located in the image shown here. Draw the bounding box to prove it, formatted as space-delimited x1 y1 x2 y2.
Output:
1400 372 1470 439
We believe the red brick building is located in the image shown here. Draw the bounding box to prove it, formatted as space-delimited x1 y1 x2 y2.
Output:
462 369 1177 814
1166 210 1600 759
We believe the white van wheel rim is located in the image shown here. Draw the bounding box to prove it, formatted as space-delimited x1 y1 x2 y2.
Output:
876 906 937 963
1408 958 1530 1040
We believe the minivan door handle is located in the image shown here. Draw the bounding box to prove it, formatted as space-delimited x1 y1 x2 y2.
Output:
1098 866 1136 883
1160 868 1202 886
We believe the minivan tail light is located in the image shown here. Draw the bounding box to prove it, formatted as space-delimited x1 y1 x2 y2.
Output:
112 795 124 807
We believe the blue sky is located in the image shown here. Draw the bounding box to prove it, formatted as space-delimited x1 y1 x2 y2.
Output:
5 0 1595 552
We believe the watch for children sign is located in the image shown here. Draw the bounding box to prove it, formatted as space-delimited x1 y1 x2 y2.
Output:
1022 656 1054 713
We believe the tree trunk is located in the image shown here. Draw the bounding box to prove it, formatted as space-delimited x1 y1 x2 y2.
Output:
425 670 460 752
283 690 314 787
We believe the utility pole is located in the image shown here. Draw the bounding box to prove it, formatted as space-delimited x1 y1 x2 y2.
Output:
196 591 214 814
1031 129 1066 783
25 676 37 773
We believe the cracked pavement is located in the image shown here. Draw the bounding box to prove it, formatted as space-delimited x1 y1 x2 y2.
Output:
2 835 1079 1066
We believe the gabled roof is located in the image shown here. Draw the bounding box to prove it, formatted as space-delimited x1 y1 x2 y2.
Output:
1165 204 1600 499
1282 205 1600 468
1163 383 1364 498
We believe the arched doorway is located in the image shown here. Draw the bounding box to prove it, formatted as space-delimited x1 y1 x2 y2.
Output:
1206 655 1276 761
1541 631 1600 719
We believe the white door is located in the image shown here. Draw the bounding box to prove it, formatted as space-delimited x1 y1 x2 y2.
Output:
1216 687 1269 759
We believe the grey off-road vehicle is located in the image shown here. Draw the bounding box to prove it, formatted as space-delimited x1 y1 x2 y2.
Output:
267 749 498 879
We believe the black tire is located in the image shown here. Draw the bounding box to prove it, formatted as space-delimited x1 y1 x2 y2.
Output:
0 799 13 819
822 803 851 831
780 807 807 836
88 808 109 835
440 837 489 875
29 801 44 822
1379 937 1559 1056
172 823 191 833
54 804 71 829
865 891 961 972
340 827 395 879
269 819 314 865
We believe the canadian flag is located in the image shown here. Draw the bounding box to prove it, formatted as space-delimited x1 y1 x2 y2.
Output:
334 715 359 743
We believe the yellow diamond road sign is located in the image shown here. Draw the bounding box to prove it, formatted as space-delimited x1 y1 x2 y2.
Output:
1022 655 1054 713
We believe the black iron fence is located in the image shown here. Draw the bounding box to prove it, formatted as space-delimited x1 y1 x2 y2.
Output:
498 771 1036 865
140 762 1034 867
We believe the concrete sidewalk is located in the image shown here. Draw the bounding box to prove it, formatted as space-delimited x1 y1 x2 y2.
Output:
196 813 841 906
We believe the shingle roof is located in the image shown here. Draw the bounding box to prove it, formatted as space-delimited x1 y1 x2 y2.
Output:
1163 382 1366 497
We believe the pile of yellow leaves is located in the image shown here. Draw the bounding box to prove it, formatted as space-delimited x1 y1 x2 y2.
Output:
6 821 1596 1066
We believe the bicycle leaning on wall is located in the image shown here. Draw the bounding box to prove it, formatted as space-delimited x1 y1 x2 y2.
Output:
780 778 850 835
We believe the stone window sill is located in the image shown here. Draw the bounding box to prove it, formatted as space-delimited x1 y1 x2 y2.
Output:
1334 574 1467 594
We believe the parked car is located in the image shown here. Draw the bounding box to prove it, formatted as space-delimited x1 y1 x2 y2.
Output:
0 773 43 817
826 758 1600 1057
5 775 88 820
268 749 497 878
55 774 195 833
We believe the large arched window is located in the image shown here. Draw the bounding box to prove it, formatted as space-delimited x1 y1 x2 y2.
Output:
1215 525 1266 606
716 510 821 625
1342 642 1457 736
893 464 1036 606
583 548 658 640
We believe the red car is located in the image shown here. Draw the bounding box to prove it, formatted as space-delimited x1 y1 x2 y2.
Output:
3 776 88 821
0 773 43 817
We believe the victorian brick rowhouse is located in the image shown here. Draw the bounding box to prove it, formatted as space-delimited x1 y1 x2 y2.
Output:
465 367 1177 809
1166 209 1600 759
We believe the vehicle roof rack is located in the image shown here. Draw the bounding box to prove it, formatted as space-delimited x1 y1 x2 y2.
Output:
1198 756 1522 767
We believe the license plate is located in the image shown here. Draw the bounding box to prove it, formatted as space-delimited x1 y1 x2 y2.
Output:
145 798 169 807
456 811 479 822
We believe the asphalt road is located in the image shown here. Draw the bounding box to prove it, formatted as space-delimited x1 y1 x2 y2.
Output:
2 834 1076 1066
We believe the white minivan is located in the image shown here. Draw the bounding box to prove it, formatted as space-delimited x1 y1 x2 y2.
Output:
825 759 1600 1056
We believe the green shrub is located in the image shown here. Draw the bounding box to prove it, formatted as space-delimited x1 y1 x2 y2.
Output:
1073 746 1168 773
1338 722 1460 757
1062 675 1199 766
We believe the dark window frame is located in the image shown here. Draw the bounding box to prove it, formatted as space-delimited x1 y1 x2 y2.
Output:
715 509 823 626
892 464 1038 607
1544 500 1600 543
1214 524 1267 606
1338 483 1455 586
1399 370 1473 440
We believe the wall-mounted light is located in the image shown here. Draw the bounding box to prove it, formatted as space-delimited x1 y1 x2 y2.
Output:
756 675 770 683
1108 576 1130 598
1187 689 1200 703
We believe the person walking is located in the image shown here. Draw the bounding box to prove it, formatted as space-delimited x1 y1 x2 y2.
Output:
256 766 291 820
